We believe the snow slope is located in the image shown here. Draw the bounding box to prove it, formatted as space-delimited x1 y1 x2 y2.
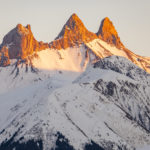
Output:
137 146 150 150
0 38 150 150
1 38 150 94
0 45 89 94
86 39 150 73
0 55 150 150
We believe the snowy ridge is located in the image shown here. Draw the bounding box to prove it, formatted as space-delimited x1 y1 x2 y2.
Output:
86 39 150 73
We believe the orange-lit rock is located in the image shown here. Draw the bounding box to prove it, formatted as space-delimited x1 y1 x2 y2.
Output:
0 24 49 59
0 46 10 66
97 17 124 49
49 13 98 49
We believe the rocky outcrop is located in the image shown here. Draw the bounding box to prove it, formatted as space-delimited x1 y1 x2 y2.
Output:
49 13 98 49
0 46 10 67
49 15 125 50
0 24 49 60
97 17 124 49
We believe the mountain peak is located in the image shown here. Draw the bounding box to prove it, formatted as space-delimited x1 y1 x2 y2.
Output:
69 13 80 21
50 14 97 49
103 17 111 22
16 24 31 34
97 17 124 49
26 24 31 30
16 24 23 30
0 24 49 63
55 13 86 39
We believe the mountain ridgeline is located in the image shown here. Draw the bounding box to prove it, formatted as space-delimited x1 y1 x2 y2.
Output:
0 13 150 73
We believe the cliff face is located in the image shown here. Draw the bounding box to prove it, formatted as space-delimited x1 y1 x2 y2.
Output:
0 24 49 66
49 15 125 50
0 15 128 64
0 46 10 66
49 13 97 49
97 17 124 49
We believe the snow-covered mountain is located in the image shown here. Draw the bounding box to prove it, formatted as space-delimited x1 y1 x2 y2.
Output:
0 14 150 150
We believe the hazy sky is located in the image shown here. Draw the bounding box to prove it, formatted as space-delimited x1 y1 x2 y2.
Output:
0 0 150 56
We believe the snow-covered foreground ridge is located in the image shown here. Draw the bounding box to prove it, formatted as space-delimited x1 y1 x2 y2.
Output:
0 52 150 150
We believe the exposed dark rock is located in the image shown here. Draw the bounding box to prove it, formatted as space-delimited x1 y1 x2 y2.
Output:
84 141 104 150
52 132 75 150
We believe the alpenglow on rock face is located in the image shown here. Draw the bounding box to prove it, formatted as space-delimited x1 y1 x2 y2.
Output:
49 13 97 49
0 46 10 67
0 13 150 73
0 24 49 63
97 17 124 49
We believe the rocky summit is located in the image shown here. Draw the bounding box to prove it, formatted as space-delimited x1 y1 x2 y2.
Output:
0 14 150 74
0 24 49 66
49 13 97 49
97 17 124 49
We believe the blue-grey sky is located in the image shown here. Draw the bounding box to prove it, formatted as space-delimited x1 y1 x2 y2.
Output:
0 0 150 56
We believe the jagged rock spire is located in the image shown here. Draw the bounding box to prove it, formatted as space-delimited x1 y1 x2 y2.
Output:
97 17 124 49
0 24 49 61
55 13 86 39
50 13 97 49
